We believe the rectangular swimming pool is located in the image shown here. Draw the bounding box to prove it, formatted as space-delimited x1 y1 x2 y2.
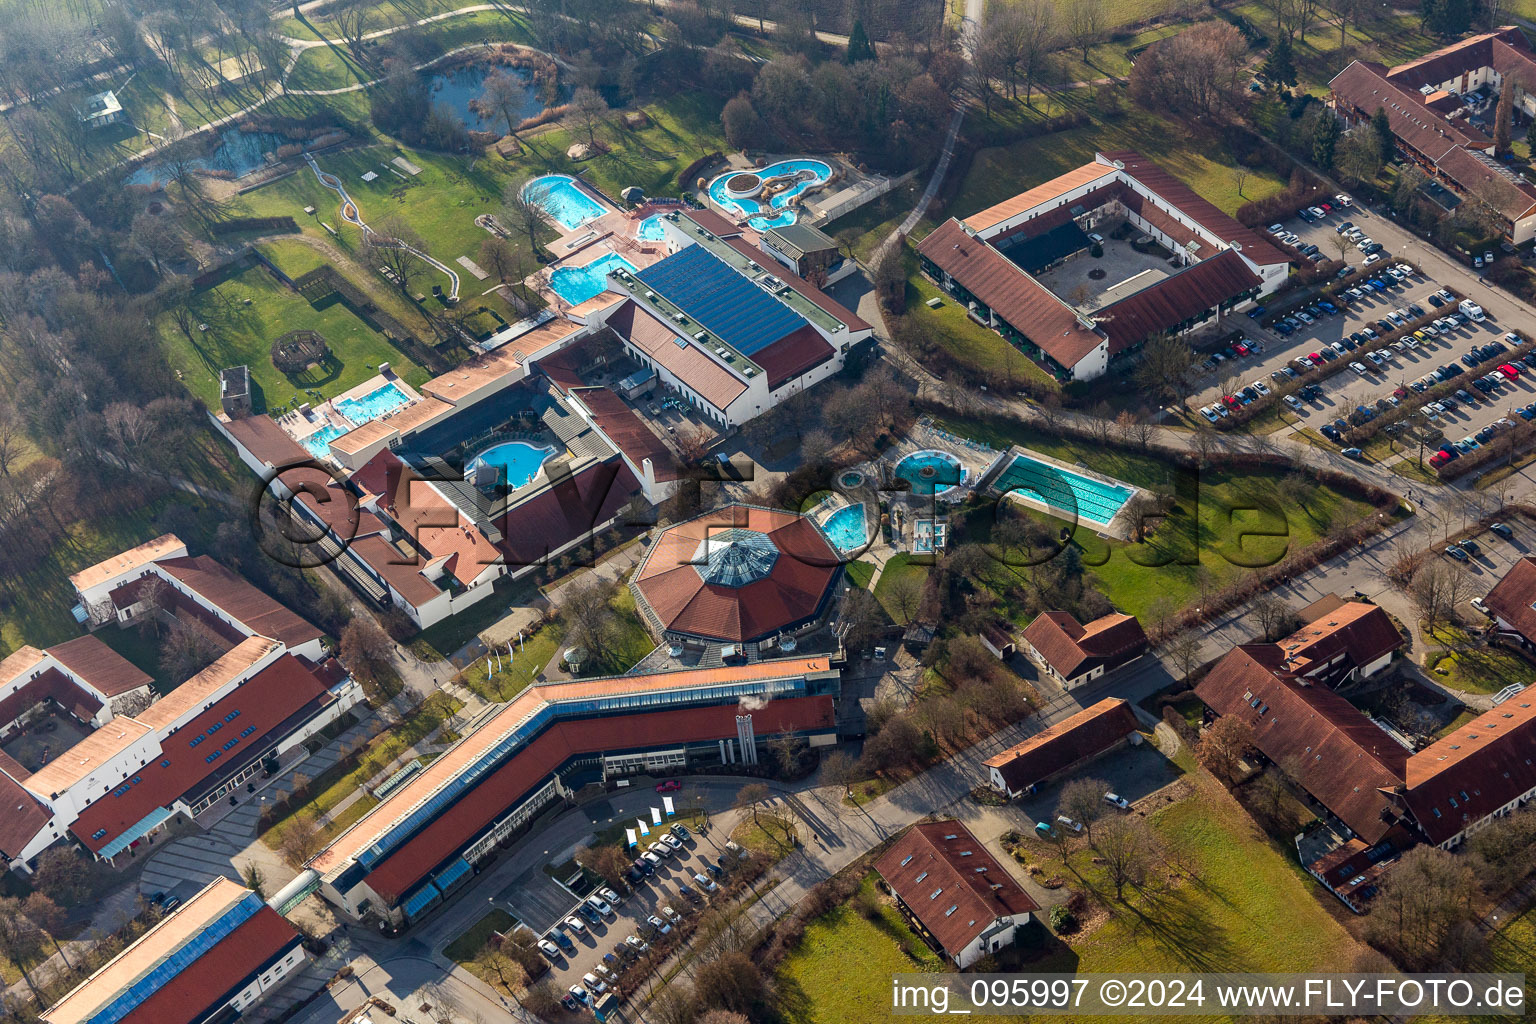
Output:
334 381 411 425
993 452 1134 528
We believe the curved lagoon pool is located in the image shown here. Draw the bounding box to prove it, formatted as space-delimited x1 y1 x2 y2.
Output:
707 159 832 230
523 175 606 230
549 252 637 305
821 504 868 553
470 441 557 488
894 450 965 497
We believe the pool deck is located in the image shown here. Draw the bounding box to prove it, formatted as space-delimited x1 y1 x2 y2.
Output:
275 368 425 454
528 204 679 312
990 443 1143 542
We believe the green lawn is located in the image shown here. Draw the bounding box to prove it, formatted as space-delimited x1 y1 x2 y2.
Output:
904 252 1061 390
870 553 930 621
158 260 431 413
95 627 175 694
939 416 1382 621
459 627 561 701
580 588 657 677
845 560 877 591
1422 628 1533 695
446 909 517 963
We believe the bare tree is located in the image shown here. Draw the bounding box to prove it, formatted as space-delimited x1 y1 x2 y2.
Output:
502 182 547 259
1249 594 1299 641
567 86 609 146
1163 631 1203 681
1410 559 1475 632
1196 715 1253 783
1058 777 1108 842
479 69 531 139
983 0 1058 106
279 813 323 869
1092 814 1158 903
735 782 771 826
1366 844 1479 968
1065 0 1106 61
882 571 925 625
331 1 372 61
367 216 431 297
0 898 45 997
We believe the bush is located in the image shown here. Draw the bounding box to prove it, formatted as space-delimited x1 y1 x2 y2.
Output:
1049 904 1078 933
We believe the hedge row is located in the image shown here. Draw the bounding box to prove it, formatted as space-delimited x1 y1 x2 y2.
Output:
1340 332 1532 447
1236 179 1333 229
1436 417 1536 481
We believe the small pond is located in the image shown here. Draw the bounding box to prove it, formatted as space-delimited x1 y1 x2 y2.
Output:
423 64 568 132
126 127 296 185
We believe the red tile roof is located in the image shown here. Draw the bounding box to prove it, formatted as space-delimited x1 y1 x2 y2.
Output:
114 907 302 1024
1097 150 1289 267
46 636 152 697
983 698 1139 793
753 323 836 391
1196 646 1406 842
1436 146 1536 222
376 467 505 588
348 534 444 609
1485 556 1536 642
218 415 310 469
493 456 640 571
632 505 841 642
0 769 50 860
873 821 1038 957
1402 698 1536 844
1021 612 1148 679
70 654 333 853
603 299 747 413
681 207 746 238
1272 599 1403 680
1329 61 1476 163
364 694 835 901
1096 251 1262 354
1384 26 1536 92
917 219 1105 371
572 388 679 482
154 556 322 649
351 449 405 503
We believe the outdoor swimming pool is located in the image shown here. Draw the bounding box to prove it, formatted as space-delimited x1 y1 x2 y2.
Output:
821 504 868 552
523 175 606 231
302 424 346 460
549 252 638 305
707 159 832 230
638 215 666 241
994 452 1134 527
894 450 965 497
470 441 557 488
334 381 412 424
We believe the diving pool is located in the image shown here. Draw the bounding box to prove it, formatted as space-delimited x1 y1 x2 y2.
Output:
707 159 832 230
994 453 1134 527
549 252 638 305
894 450 965 497
334 381 412 424
523 175 606 230
470 441 557 488
638 215 666 241
821 504 868 552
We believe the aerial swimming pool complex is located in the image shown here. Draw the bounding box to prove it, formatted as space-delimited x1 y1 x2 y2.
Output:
894 450 966 497
549 252 637 306
469 441 558 488
820 503 869 553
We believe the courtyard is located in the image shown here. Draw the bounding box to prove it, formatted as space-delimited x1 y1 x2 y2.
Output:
1 709 92 775
1031 231 1178 312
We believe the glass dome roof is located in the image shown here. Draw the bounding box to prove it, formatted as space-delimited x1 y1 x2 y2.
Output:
692 528 780 588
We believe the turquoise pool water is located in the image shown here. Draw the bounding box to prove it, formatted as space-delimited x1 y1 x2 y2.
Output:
994 453 1134 527
707 159 832 230
471 441 557 487
822 504 868 552
638 215 666 241
894 450 965 497
302 424 346 459
550 252 637 305
335 381 411 424
523 175 606 230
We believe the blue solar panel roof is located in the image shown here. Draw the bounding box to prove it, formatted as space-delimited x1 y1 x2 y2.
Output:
634 244 807 357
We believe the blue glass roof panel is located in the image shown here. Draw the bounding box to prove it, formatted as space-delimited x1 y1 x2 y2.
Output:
633 245 807 357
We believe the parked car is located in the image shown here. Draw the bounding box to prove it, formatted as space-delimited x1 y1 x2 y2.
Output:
565 916 588 936
538 939 563 961
1104 792 1131 810
1492 522 1515 539
646 914 672 935
1283 394 1303 410
656 779 681 792
1342 447 1364 459
694 871 718 892
1446 546 1470 562
587 895 614 917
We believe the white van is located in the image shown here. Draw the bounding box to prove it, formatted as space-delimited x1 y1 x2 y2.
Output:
1459 299 1486 321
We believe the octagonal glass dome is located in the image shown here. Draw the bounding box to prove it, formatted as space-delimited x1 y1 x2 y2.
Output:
692 528 780 588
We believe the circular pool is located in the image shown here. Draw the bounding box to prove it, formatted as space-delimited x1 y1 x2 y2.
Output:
894 450 965 497
838 470 865 489
469 441 557 488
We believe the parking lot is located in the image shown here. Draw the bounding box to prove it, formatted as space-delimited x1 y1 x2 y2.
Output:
531 820 744 1008
1187 201 1536 464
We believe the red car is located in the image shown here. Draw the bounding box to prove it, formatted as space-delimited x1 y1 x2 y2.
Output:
656 779 681 793
1499 364 1521 380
